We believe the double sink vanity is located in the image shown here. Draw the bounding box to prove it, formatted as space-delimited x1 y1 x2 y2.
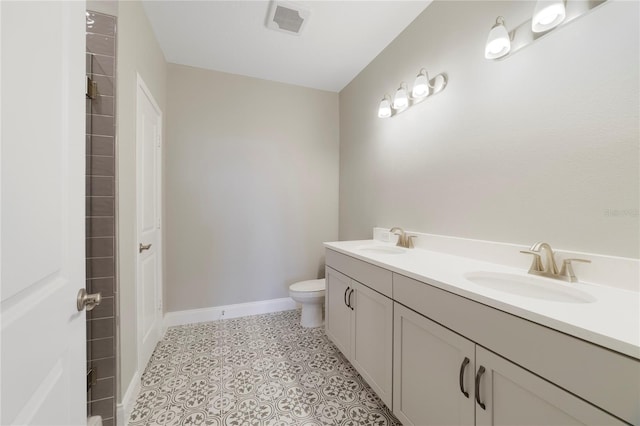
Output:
324 231 639 425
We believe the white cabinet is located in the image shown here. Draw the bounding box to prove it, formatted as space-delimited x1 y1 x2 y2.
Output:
325 267 352 356
351 278 393 407
393 303 475 425
393 302 625 426
475 347 624 426
324 248 638 425
325 265 393 408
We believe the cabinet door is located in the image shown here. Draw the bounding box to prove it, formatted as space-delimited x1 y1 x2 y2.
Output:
393 303 475 426
350 280 393 408
325 267 352 356
475 347 625 426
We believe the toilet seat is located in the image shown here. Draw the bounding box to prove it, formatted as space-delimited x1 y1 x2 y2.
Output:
290 279 325 293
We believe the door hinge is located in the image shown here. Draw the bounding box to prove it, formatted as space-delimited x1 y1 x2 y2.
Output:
87 367 97 391
86 76 98 100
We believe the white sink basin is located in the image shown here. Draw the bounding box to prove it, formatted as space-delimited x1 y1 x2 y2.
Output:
464 271 596 303
357 245 406 255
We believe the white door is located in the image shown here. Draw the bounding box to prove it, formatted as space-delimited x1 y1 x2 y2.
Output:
136 75 163 371
1 1 86 425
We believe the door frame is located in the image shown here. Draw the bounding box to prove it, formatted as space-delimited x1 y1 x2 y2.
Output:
135 73 163 372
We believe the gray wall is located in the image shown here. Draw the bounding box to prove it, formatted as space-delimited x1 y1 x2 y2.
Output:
339 0 639 258
165 64 339 312
116 0 167 402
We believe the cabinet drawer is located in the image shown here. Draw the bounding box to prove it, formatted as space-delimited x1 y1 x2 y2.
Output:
394 273 640 425
326 249 392 297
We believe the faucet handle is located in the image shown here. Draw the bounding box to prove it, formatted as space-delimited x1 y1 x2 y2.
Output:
520 250 544 272
406 235 417 249
390 227 406 247
559 258 591 282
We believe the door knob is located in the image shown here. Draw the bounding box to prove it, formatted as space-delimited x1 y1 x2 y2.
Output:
139 243 152 253
77 288 102 312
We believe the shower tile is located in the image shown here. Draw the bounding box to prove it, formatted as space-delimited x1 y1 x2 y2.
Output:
86 177 114 197
87 277 114 297
90 95 114 116
86 196 114 217
88 337 114 360
88 296 114 320
86 237 114 258
86 9 117 422
90 397 115 420
87 11 116 37
90 54 115 77
87 155 115 177
86 257 114 279
91 377 115 401
91 75 114 96
87 33 115 56
87 318 114 340
86 217 114 238
86 135 114 157
91 356 116 379
87 114 114 137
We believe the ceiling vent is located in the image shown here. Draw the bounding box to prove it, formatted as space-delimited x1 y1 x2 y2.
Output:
266 1 310 35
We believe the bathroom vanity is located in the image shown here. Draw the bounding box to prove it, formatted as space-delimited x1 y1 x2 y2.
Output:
324 240 640 426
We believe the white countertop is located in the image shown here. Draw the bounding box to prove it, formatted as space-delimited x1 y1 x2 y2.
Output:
325 240 640 360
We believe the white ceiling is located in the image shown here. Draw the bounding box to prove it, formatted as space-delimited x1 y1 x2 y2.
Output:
142 1 432 92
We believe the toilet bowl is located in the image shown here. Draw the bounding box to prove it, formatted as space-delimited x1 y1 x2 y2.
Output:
289 278 326 328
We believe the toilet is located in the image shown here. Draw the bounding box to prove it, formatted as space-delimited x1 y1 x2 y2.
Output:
289 278 326 328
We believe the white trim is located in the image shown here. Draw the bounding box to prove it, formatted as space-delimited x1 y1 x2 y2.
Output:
116 371 141 426
163 297 298 329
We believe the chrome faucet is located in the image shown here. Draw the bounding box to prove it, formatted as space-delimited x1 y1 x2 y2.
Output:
520 242 590 282
390 227 415 248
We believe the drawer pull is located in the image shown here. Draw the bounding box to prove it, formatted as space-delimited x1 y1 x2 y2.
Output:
475 366 486 410
459 357 470 398
348 289 354 310
344 286 350 308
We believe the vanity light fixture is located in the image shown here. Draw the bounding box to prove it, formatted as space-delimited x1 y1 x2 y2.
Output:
378 68 447 118
485 16 511 59
412 69 430 99
392 83 409 111
377 95 392 118
532 0 566 33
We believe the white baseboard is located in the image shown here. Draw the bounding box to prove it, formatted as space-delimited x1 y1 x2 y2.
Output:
163 297 298 329
116 371 141 426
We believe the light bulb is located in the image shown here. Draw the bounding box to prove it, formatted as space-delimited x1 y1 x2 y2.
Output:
412 72 429 99
378 97 392 118
393 86 409 110
485 17 510 59
532 0 566 33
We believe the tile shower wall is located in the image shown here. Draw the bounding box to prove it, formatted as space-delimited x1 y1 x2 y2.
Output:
86 10 117 426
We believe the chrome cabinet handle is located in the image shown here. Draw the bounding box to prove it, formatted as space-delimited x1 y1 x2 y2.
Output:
459 357 470 398
475 366 486 410
344 286 350 307
77 288 102 312
139 243 152 253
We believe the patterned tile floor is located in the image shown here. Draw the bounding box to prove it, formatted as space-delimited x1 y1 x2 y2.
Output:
129 310 401 426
